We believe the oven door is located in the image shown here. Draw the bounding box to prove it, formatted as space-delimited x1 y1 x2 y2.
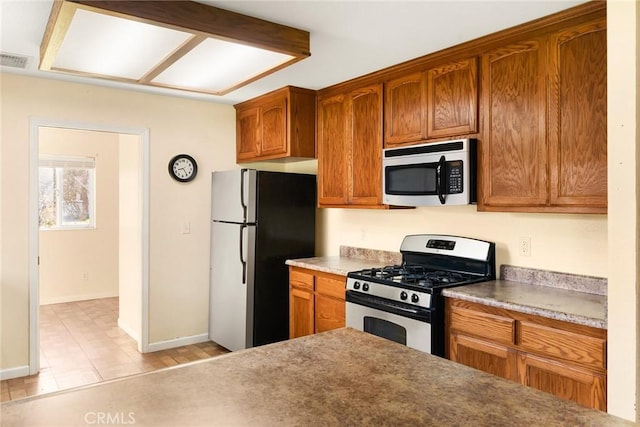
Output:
346 292 432 354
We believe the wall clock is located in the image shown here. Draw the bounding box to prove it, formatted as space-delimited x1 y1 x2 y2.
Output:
168 154 198 182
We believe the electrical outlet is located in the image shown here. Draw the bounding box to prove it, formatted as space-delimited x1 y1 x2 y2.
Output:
82 272 89 281
518 237 531 257
181 221 191 234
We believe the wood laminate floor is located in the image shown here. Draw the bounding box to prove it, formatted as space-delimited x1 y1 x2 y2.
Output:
1 297 228 402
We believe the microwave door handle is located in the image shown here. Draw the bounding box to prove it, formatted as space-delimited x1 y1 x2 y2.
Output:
437 155 446 205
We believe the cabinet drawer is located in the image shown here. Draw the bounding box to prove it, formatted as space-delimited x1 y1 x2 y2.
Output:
315 276 345 300
450 307 515 345
290 268 314 290
518 321 606 371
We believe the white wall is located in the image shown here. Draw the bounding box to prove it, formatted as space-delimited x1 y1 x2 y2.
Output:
38 127 120 304
118 133 143 344
607 0 639 421
0 73 237 370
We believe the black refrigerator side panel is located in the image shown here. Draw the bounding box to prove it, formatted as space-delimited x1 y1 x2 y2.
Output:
253 171 316 346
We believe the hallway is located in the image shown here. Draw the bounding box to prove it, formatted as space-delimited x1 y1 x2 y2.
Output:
1 298 228 401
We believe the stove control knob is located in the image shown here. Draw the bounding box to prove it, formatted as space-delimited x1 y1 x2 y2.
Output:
411 294 420 303
400 291 408 301
362 283 370 292
353 281 361 290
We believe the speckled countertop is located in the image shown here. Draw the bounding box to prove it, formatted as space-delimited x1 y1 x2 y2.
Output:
285 245 401 276
1 328 632 427
287 250 608 329
443 265 607 329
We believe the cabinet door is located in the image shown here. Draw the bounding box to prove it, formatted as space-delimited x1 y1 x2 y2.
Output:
317 94 348 205
236 107 260 161
548 19 607 210
518 352 606 411
384 72 426 145
347 84 383 205
449 333 518 382
260 97 288 157
290 286 314 339
315 294 345 333
480 39 548 207
427 57 478 138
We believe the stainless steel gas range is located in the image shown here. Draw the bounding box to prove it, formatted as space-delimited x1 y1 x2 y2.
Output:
345 234 496 356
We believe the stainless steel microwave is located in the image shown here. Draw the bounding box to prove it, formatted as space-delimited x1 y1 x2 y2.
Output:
382 138 477 207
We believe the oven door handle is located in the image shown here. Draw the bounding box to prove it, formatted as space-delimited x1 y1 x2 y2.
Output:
437 155 446 205
346 291 431 323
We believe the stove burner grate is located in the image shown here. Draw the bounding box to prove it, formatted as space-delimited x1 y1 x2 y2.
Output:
353 264 477 288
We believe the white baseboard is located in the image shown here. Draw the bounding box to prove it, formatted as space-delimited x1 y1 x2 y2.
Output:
117 318 141 344
0 365 30 381
40 291 119 305
146 333 210 353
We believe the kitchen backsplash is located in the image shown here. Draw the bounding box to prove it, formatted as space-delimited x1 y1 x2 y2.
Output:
501 265 607 296
340 246 402 265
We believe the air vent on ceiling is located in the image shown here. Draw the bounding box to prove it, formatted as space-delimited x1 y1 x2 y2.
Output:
1 52 30 69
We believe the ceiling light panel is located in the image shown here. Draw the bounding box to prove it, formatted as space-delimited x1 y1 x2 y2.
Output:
152 38 294 93
53 9 192 80
40 1 310 96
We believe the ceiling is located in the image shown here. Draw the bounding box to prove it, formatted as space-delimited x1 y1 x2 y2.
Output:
1 0 588 105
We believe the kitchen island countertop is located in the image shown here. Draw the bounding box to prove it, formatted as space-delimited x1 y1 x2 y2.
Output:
1 328 632 426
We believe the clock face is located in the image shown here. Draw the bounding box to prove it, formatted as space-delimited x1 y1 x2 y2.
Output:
169 154 198 182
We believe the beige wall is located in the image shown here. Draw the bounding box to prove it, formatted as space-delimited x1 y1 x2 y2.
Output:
0 73 237 370
607 0 639 422
118 133 143 344
38 127 120 304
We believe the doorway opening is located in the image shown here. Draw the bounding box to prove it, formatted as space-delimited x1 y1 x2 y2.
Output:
29 119 150 376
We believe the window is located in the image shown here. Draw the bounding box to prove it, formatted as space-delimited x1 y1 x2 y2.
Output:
39 155 96 229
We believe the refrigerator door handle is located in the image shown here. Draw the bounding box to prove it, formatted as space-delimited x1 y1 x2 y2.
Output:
240 168 248 223
239 224 247 284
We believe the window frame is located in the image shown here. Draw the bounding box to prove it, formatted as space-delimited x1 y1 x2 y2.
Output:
39 155 96 231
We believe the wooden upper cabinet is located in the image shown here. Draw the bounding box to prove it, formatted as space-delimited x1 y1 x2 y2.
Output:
427 57 478 138
236 107 260 160
383 57 478 147
235 86 316 163
259 98 287 157
479 15 607 214
348 84 383 205
384 72 426 145
480 38 549 208
317 93 348 205
318 84 385 208
548 18 607 209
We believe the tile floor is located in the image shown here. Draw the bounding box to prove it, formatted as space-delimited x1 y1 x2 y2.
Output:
1 297 228 402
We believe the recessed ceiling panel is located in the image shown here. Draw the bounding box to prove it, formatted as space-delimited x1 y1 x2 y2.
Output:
152 38 294 93
53 9 192 80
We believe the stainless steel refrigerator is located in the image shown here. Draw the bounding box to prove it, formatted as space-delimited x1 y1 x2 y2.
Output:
209 169 316 351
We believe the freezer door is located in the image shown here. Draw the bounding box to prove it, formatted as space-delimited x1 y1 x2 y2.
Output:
209 221 256 351
211 169 257 223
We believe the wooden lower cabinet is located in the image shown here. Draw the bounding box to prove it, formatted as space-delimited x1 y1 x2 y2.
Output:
449 333 518 382
289 266 345 339
446 298 607 411
289 286 314 339
518 353 607 411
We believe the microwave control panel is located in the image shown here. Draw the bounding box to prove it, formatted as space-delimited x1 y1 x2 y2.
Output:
446 161 463 194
